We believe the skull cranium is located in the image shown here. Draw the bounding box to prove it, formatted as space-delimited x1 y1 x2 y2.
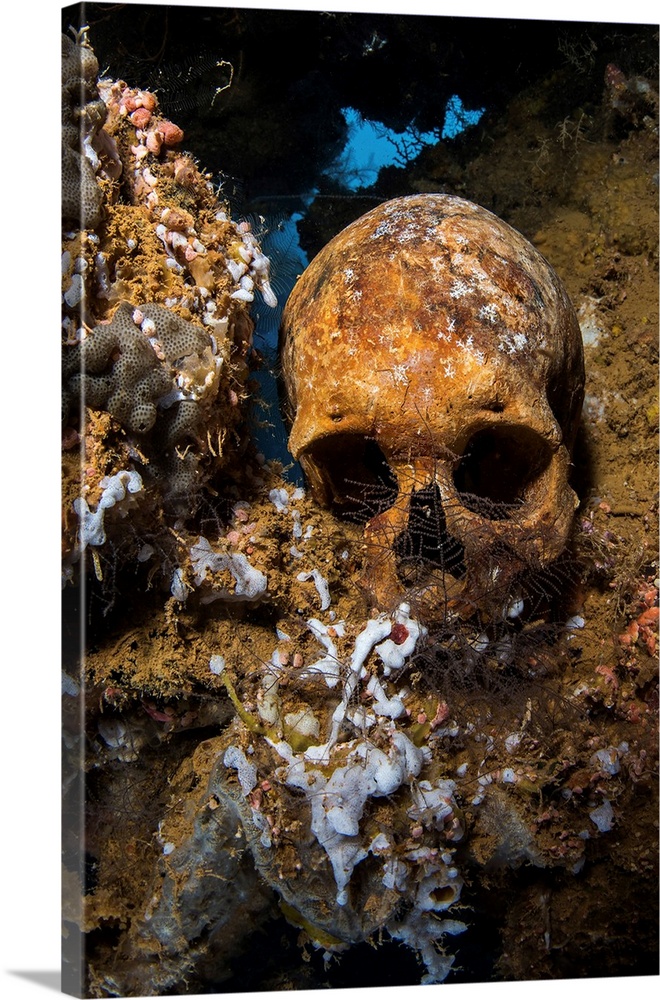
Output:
280 194 584 622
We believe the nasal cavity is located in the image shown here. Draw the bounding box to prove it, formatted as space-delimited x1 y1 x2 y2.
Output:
395 483 466 584
453 425 552 519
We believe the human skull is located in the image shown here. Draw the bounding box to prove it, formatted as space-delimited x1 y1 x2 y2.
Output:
280 194 584 622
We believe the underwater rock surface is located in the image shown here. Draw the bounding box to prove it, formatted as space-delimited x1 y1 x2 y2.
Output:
61 7 658 996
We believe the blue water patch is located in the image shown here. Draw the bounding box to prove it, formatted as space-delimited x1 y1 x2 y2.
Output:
330 96 485 190
248 212 309 479
329 108 437 189
442 94 486 139
251 211 310 355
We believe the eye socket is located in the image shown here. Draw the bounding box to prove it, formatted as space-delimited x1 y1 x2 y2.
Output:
306 433 398 520
453 425 552 518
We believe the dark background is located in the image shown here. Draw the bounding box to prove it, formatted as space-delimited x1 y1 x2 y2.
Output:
63 2 656 252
